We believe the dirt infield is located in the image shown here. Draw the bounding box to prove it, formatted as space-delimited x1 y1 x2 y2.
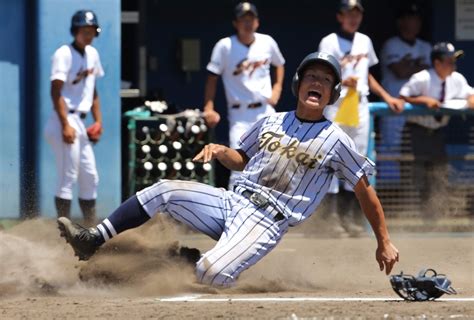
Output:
0 217 472 319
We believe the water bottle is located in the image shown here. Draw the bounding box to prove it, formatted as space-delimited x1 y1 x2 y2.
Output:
150 123 168 144
154 161 168 179
195 162 212 178
136 144 152 162
136 160 153 183
150 143 169 160
135 125 150 143
180 161 195 179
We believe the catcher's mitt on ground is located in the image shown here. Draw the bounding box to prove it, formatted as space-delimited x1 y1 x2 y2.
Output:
390 268 457 301
87 122 102 142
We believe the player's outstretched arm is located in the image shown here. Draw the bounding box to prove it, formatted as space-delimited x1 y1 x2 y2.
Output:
354 175 400 275
193 143 249 171
368 74 405 113
203 74 221 128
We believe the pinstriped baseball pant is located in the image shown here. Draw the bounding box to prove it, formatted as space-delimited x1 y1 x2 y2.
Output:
136 179 289 286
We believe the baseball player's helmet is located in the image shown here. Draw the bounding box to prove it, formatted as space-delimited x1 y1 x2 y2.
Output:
70 10 101 37
390 268 457 301
292 51 342 105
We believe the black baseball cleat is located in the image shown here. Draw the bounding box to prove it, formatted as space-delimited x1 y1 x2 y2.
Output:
57 217 104 261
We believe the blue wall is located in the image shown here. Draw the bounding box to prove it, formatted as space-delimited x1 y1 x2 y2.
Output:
37 0 121 217
0 0 25 217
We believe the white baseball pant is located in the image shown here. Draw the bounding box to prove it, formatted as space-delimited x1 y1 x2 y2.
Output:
44 112 99 200
136 179 289 286
227 103 275 189
323 96 370 193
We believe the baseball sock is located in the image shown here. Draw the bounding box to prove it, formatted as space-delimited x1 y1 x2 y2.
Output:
96 195 150 242
55 197 71 218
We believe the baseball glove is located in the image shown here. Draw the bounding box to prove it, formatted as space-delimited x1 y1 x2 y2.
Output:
87 122 102 142
390 268 457 301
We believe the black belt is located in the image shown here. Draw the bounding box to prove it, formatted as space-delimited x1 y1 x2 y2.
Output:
241 190 285 221
231 102 263 109
69 110 86 119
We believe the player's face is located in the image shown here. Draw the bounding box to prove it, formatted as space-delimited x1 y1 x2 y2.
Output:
233 14 259 37
297 63 335 119
398 15 422 41
75 26 96 47
337 9 363 34
434 57 456 78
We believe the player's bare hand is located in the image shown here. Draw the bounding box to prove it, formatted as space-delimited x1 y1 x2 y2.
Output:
193 143 227 163
425 97 442 109
203 110 221 128
268 88 282 107
342 76 358 89
467 95 474 109
376 241 399 275
62 124 76 144
386 97 405 113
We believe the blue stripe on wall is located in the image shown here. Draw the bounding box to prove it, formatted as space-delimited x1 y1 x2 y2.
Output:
0 0 24 218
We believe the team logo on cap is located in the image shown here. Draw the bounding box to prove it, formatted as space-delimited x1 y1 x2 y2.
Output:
242 2 251 11
447 43 455 52
85 11 94 23
349 0 357 6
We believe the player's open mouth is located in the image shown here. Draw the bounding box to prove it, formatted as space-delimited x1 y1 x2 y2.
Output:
308 90 322 100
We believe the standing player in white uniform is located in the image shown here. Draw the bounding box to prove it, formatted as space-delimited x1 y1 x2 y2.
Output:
400 42 474 219
203 2 285 188
44 10 104 226
379 3 431 167
318 0 404 235
57 52 399 287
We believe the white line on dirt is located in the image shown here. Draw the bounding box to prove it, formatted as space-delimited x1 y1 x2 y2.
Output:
157 296 474 302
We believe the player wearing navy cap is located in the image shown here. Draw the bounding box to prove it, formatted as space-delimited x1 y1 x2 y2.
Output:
44 10 104 226
58 52 399 287
203 2 285 188
400 42 474 219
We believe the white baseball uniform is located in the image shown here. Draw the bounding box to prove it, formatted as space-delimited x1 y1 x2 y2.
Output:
400 68 474 129
380 36 432 97
44 44 104 200
318 32 378 193
206 32 285 187
133 111 374 286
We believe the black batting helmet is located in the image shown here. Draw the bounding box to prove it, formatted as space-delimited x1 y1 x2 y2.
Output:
70 10 101 37
292 52 342 105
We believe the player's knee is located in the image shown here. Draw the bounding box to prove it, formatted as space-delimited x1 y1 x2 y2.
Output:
195 258 236 287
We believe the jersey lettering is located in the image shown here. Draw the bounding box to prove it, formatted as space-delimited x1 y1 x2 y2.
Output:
259 131 318 169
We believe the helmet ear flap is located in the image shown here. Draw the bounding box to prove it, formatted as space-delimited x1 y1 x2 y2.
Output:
291 72 299 97
329 82 342 105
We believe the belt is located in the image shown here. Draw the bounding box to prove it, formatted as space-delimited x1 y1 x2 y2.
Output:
231 102 263 109
241 190 285 221
69 110 86 119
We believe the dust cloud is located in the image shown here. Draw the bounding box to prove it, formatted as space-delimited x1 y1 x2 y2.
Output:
0 217 212 298
0 216 321 298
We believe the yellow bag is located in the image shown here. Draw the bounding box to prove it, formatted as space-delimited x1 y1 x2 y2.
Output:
334 88 359 127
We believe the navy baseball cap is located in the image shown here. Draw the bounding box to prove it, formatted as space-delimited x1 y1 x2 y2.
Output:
431 42 465 60
397 3 422 18
234 2 258 18
339 0 364 12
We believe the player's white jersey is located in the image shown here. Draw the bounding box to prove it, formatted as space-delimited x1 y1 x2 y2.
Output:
50 44 104 113
380 36 432 96
318 32 378 98
206 33 285 106
235 111 375 226
400 68 474 129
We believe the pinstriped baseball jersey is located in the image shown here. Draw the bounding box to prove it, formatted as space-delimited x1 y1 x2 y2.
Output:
134 110 374 286
235 111 375 226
